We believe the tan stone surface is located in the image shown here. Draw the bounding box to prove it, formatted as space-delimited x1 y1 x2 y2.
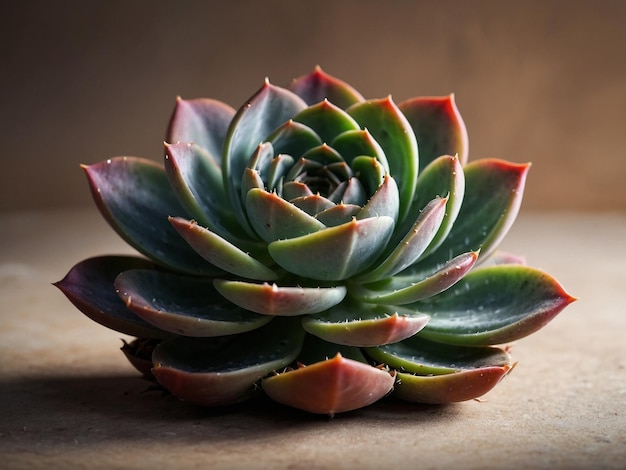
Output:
1 210 625 469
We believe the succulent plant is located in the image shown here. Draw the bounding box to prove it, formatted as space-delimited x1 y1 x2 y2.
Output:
55 67 575 416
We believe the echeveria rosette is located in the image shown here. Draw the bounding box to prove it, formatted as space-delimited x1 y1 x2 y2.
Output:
55 67 575 416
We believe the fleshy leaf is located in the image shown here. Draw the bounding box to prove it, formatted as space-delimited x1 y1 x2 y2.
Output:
292 99 361 144
115 269 272 336
393 367 512 404
396 155 464 258
347 97 418 222
356 175 399 221
412 159 530 275
246 188 326 243
213 279 347 316
331 129 389 170
268 216 395 281
152 318 304 406
290 194 336 216
82 157 215 274
266 119 323 157
302 300 429 347
166 97 235 164
355 251 479 305
53 256 169 338
357 196 448 283
315 204 361 226
289 66 365 109
164 143 240 239
365 334 511 376
262 353 394 416
350 156 386 196
399 94 469 170
169 217 277 280
223 80 307 234
416 265 576 346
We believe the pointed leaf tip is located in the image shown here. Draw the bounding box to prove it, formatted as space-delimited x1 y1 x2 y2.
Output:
262 354 394 415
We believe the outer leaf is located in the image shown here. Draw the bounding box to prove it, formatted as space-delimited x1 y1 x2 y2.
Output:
82 157 215 274
262 354 394 415
223 80 307 235
53 256 169 338
289 66 365 108
416 265 577 346
399 94 469 170
246 188 326 243
268 216 395 281
347 97 418 223
152 318 304 406
169 217 277 280
365 334 511 376
355 251 479 305
213 279 347 316
393 367 512 404
115 269 272 336
164 142 239 239
412 159 530 275
302 301 429 347
166 97 235 164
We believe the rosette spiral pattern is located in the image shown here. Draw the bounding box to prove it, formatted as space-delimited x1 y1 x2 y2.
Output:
56 67 575 415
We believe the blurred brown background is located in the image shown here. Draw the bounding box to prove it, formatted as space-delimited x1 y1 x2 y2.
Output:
1 0 624 212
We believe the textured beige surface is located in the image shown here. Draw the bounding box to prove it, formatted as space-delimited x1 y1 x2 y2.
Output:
1 210 625 469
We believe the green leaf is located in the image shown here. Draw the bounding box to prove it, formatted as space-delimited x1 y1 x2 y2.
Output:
331 129 389 171
315 204 361 227
168 217 277 280
413 158 530 275
268 216 395 281
289 66 365 108
356 175 399 221
82 157 215 274
354 251 478 305
350 156 386 196
245 188 326 243
397 155 464 258
164 142 241 240
416 265 576 345
399 94 468 171
262 353 394 416
213 279 347 316
365 334 510 376
393 367 512 404
357 196 447 283
152 318 304 406
223 80 307 235
302 300 429 347
293 99 360 144
290 194 336 216
53 256 170 338
166 97 235 164
347 97 418 223
266 119 323 157
115 269 272 336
